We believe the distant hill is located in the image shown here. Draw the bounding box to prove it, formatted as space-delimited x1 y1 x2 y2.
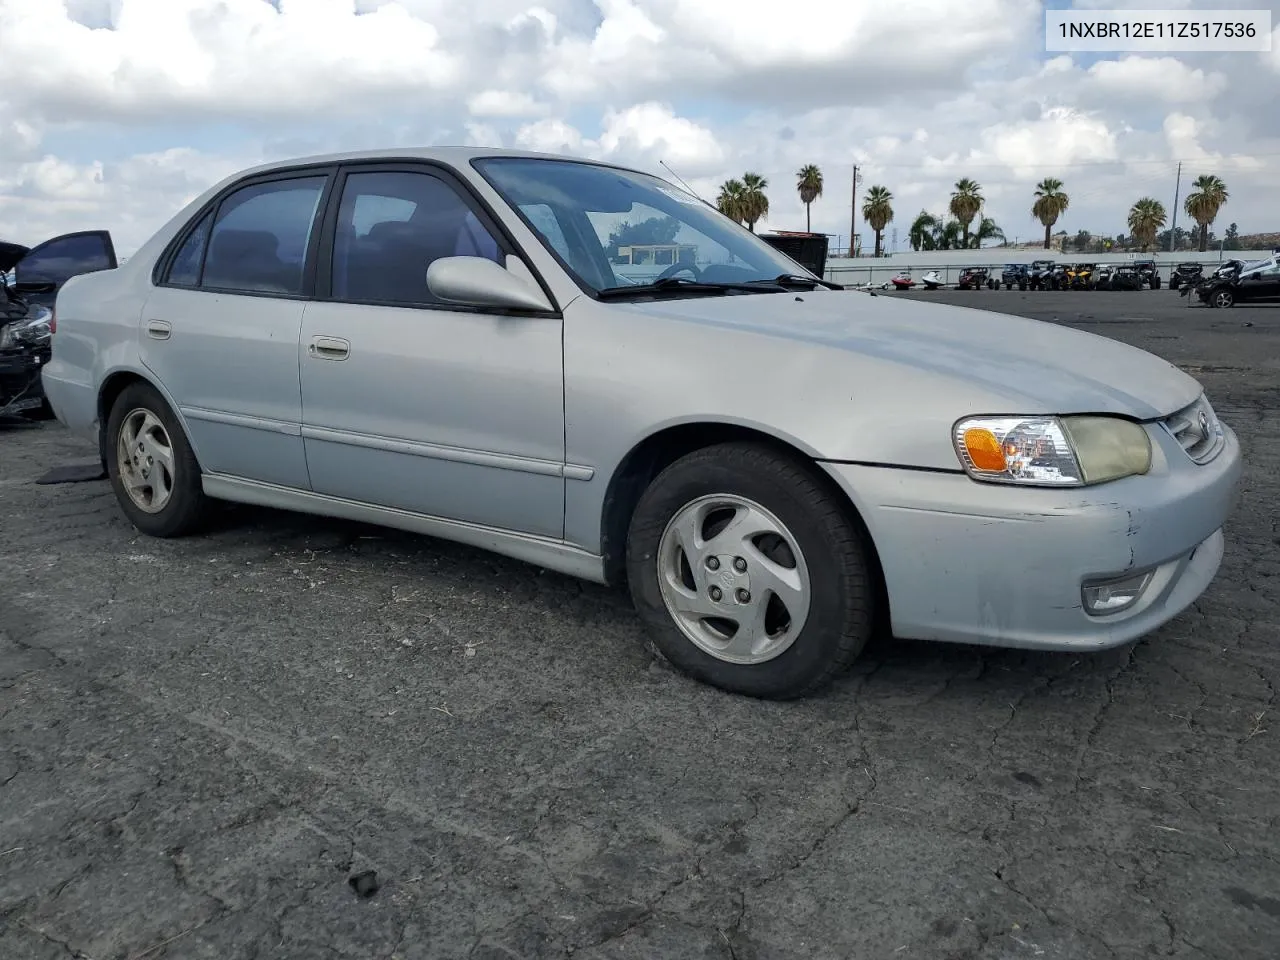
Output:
1238 232 1280 249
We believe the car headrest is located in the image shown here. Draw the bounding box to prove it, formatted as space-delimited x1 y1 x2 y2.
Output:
210 229 279 263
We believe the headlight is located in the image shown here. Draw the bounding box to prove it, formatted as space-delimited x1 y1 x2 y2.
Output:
953 415 1151 486
0 305 53 350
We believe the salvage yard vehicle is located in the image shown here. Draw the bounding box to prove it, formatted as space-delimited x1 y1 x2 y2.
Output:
2 232 116 419
1133 259 1161 289
1066 263 1097 290
1027 259 1057 290
1096 265 1144 291
956 267 994 290
890 271 915 290
1189 255 1280 308
1169 262 1205 291
42 148 1243 700
999 263 1029 290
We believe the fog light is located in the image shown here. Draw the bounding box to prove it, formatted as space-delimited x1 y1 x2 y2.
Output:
1082 570 1153 615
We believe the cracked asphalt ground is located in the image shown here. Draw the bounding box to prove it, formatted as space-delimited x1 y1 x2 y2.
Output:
2 289 1278 960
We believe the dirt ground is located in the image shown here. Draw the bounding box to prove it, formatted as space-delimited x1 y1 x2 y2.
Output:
2 289 1278 959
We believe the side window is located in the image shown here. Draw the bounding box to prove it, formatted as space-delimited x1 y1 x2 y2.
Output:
165 212 213 286
329 170 504 306
16 232 116 288
201 176 327 295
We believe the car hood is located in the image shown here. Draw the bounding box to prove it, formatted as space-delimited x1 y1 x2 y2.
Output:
618 289 1202 420
0 240 30 274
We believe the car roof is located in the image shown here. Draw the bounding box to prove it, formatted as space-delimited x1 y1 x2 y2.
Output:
219 146 651 181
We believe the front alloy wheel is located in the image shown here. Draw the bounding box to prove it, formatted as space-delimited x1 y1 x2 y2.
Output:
626 442 875 699
1213 289 1234 308
656 494 810 666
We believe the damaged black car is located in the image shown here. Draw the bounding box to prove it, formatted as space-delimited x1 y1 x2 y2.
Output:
1 231 116 420
1185 255 1280 308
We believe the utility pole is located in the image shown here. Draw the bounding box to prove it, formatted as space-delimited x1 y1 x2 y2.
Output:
1169 160 1182 252
849 164 858 258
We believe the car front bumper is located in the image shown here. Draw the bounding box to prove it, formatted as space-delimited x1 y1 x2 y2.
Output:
820 421 1242 651
0 347 48 417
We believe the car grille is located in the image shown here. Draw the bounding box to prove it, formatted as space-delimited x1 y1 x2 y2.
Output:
1162 395 1225 464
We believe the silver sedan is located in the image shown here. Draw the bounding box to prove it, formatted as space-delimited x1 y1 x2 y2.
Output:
42 148 1242 699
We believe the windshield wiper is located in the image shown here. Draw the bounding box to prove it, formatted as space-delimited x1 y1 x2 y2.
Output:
596 277 780 300
746 273 845 291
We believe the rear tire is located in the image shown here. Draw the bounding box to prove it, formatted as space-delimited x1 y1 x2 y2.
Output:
625 442 874 700
106 381 211 537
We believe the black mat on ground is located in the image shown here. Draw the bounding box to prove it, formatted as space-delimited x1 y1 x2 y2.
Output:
36 463 107 484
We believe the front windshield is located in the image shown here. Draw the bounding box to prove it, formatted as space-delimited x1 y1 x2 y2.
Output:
472 157 814 293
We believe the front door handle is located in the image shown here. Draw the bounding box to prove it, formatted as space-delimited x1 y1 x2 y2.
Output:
146 320 171 340
309 336 350 361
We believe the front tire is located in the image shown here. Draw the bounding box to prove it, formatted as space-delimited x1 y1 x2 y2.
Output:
1211 288 1234 308
625 442 874 700
106 381 211 537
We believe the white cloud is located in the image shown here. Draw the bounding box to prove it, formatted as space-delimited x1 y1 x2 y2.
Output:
1084 56 1229 103
1 0 1277 255
466 90 548 118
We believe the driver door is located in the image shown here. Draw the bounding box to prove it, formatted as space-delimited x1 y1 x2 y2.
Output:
298 163 567 538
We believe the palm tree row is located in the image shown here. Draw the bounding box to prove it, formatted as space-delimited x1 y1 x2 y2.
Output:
715 173 770 232
1124 176 1230 252
716 164 1231 256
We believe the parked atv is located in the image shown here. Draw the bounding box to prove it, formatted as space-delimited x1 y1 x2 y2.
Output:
1133 259 1161 289
1106 265 1145 291
1066 263 1097 290
999 263 1030 290
1027 259 1057 290
957 267 994 290
1169 262 1205 291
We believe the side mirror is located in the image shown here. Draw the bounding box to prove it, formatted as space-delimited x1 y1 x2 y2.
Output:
14 277 57 294
426 257 555 313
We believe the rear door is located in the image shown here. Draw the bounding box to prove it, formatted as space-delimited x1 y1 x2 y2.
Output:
15 230 117 307
139 170 334 489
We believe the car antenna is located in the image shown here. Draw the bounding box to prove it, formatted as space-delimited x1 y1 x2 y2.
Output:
659 160 716 209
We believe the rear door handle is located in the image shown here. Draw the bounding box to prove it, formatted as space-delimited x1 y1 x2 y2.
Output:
146 320 171 340
309 336 350 361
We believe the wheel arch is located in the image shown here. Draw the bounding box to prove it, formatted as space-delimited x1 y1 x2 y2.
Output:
96 368 200 468
598 420 889 627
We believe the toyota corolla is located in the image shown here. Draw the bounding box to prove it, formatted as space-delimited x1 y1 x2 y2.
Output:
42 148 1242 699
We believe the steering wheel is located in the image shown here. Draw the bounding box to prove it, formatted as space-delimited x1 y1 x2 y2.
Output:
656 262 702 281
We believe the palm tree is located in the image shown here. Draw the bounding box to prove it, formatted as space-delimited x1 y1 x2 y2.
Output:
740 172 769 232
1032 178 1069 250
796 165 823 233
909 211 939 251
716 179 746 223
861 186 893 257
1184 174 1229 252
968 217 1006 248
949 178 983 248
1127 198 1167 252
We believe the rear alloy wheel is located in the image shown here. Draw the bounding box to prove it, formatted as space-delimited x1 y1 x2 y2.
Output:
1212 289 1234 308
106 382 211 537
626 442 874 699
